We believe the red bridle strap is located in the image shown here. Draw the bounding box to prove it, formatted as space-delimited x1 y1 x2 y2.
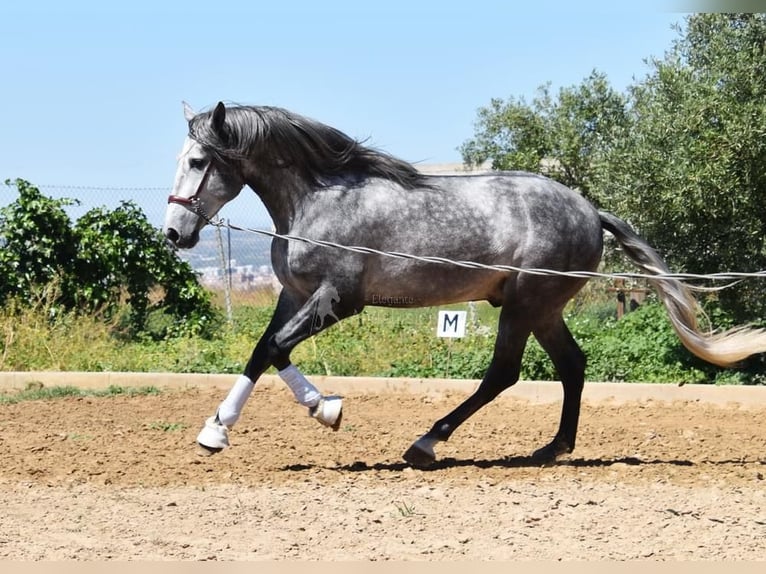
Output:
167 161 214 208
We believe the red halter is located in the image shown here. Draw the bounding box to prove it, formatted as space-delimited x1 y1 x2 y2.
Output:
167 160 214 212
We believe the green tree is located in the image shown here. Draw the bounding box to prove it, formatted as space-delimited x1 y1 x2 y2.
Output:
603 14 766 321
74 201 217 337
460 70 628 205
459 93 548 173
0 179 79 305
1 179 217 336
462 15 766 322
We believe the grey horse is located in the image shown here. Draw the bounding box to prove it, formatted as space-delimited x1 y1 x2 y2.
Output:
164 101 766 468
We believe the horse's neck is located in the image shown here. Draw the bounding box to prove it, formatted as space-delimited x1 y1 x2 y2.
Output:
243 170 311 234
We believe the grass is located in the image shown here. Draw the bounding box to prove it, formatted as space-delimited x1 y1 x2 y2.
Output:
393 500 422 517
66 433 93 442
146 420 188 432
1 283 763 385
0 384 162 404
0 290 502 376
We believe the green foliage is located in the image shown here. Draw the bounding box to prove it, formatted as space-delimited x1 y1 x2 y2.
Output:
0 179 79 306
460 94 549 173
146 420 188 432
459 70 628 205
601 14 766 321
461 15 766 323
74 200 218 338
517 295 686 382
1 294 763 384
1 179 218 337
578 303 708 384
385 334 494 380
521 300 765 385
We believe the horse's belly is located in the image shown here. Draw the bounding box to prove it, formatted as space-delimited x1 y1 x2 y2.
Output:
363 264 507 308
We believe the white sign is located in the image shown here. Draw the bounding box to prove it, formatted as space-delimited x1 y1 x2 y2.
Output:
437 310 467 338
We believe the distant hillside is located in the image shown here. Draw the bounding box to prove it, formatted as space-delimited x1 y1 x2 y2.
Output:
177 226 273 271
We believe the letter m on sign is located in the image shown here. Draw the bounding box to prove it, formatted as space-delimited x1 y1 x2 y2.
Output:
436 310 467 338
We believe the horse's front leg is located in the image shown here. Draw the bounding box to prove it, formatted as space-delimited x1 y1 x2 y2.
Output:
196 290 303 453
265 284 362 430
196 285 359 454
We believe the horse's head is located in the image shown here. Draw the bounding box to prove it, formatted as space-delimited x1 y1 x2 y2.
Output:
163 102 245 248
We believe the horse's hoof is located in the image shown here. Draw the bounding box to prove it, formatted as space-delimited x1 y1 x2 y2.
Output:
531 446 557 466
196 416 230 451
310 396 343 431
531 438 571 466
196 443 223 457
403 436 438 468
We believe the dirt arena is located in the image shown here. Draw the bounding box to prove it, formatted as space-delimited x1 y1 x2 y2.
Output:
0 376 764 561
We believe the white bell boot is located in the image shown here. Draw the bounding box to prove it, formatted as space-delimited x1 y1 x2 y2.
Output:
309 395 343 430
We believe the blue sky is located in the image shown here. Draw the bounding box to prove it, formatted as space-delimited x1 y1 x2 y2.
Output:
1 0 685 226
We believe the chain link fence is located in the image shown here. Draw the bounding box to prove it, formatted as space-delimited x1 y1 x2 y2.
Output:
1 180 277 308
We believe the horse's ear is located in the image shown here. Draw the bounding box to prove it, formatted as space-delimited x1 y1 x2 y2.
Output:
182 101 195 122
212 102 227 135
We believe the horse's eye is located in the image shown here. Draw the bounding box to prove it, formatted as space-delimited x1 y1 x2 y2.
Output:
189 158 207 170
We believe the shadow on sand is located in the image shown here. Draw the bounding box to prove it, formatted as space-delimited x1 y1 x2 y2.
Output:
278 454 736 473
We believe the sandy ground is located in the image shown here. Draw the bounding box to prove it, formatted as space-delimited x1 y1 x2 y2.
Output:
0 383 764 560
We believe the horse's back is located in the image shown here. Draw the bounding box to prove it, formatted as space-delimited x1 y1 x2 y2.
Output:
282 170 604 307
427 170 603 258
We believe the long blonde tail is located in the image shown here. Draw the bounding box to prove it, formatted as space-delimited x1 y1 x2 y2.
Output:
599 211 766 367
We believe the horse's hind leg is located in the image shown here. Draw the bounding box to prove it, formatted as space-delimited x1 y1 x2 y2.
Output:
403 307 531 468
530 316 586 463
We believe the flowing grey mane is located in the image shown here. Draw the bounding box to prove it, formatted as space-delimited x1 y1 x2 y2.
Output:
188 105 430 190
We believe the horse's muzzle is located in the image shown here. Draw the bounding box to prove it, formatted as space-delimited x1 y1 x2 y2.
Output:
164 227 180 245
164 227 199 249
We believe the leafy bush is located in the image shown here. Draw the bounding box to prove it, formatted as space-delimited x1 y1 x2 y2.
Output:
0 181 78 306
575 303 708 384
1 179 218 337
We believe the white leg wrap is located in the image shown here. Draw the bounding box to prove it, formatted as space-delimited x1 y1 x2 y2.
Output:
217 375 254 427
278 364 321 407
197 375 254 451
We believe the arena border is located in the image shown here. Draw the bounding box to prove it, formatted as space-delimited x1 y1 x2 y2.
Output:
0 371 765 408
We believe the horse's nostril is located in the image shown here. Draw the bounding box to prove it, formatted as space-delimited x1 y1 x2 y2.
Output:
165 228 180 244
